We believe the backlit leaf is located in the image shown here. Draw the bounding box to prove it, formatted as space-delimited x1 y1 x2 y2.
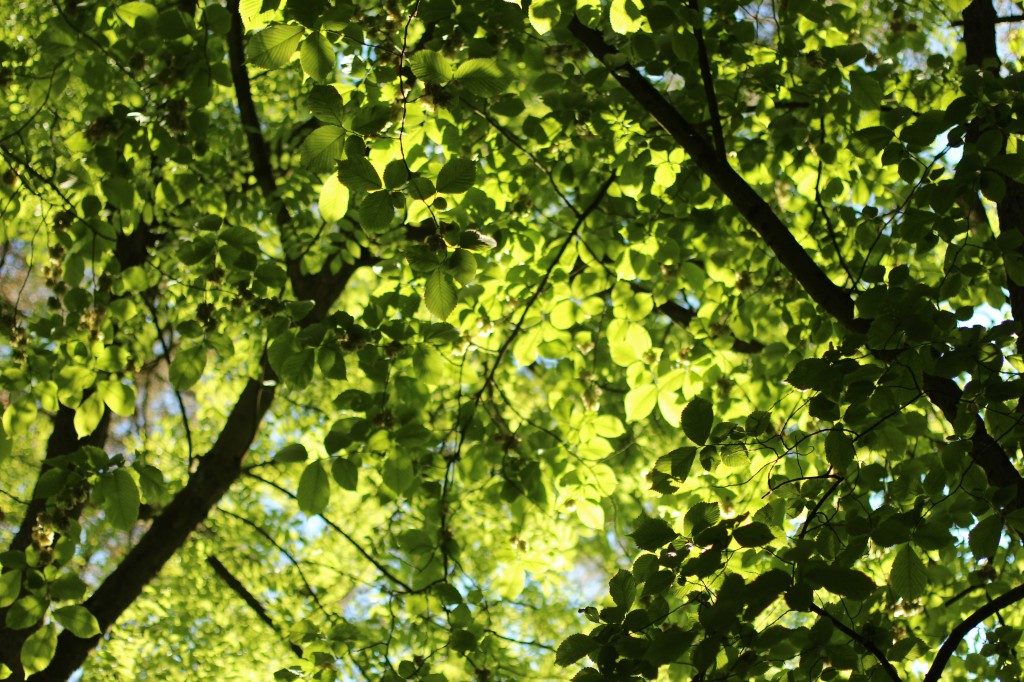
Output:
297 460 331 514
247 24 304 69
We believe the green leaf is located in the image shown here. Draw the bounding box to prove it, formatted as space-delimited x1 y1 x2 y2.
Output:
681 397 713 445
98 379 135 417
890 544 928 601
555 634 599 666
0 570 21 608
968 515 1002 559
297 460 331 514
825 430 856 471
733 522 774 547
20 623 57 676
424 270 458 320
609 569 637 610
453 59 507 96
609 0 645 34
300 32 334 81
53 605 100 638
274 443 308 463
849 69 883 110
449 249 477 285
629 515 678 550
684 501 720 534
114 2 158 26
625 384 658 423
247 24 304 69
359 191 396 230
169 344 207 390
410 50 453 83
280 348 316 388
307 85 346 125
96 468 140 531
331 457 359 491
575 499 605 530
300 125 346 173
6 594 45 629
73 391 106 438
337 156 382 192
319 174 350 222
436 158 476 194
805 566 875 600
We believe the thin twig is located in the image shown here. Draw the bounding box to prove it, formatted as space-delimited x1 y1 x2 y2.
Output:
689 0 726 162
809 604 901 682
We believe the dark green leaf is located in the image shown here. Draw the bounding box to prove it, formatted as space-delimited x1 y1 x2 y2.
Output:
556 634 599 666
629 515 678 550
733 522 774 547
890 544 927 601
331 457 358 491
681 397 713 445
274 443 308 463
436 158 476 194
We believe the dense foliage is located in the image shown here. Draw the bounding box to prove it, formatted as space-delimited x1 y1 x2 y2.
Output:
2 0 1024 679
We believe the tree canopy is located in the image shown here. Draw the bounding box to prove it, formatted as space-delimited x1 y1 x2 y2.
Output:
2 0 1024 680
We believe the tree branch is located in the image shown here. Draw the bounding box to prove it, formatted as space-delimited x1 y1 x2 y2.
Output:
566 17 859 331
688 0 726 162
808 604 902 682
206 555 304 657
924 582 1024 682
246 472 416 593
565 12 1024 511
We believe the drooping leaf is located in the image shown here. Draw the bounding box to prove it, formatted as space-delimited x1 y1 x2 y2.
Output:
96 468 140 531
359 190 396 230
681 397 713 446
299 32 334 81
890 544 928 601
297 460 331 514
825 429 856 471
424 270 458 319
20 623 57 676
331 457 359 491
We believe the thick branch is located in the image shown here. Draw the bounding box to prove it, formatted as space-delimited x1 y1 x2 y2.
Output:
566 13 1024 510
924 582 1024 682
32 365 277 681
566 17 859 331
808 604 901 682
206 555 303 657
